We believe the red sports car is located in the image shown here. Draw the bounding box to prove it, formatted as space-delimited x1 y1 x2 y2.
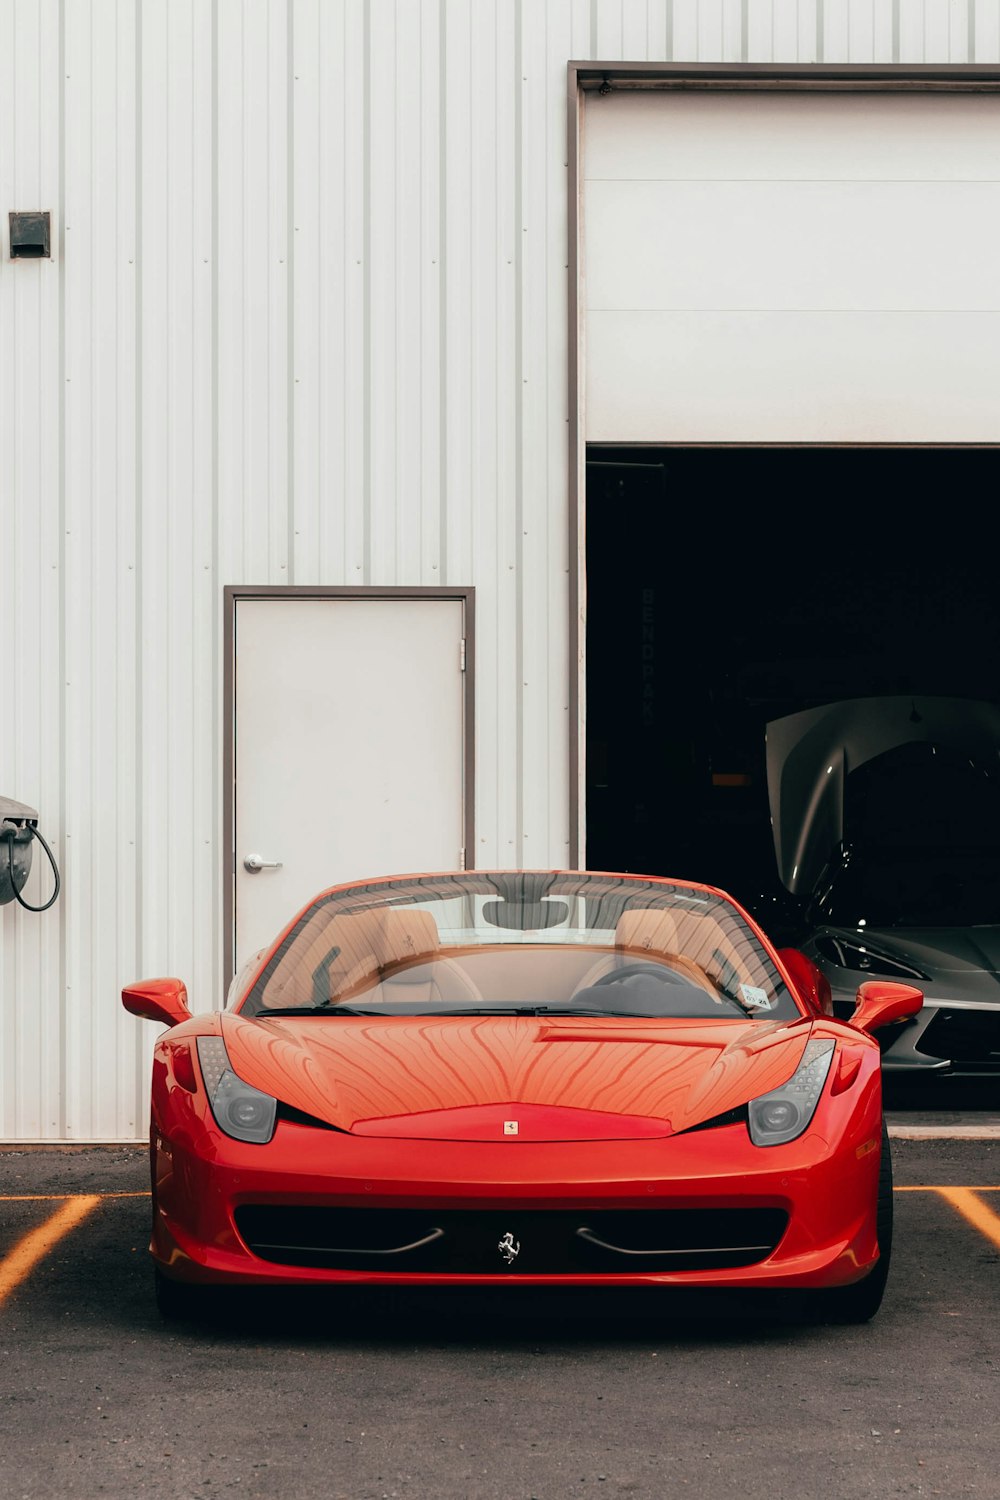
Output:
122 870 922 1322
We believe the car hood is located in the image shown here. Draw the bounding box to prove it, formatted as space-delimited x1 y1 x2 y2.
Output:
765 696 1000 897
221 1012 814 1141
823 923 1000 980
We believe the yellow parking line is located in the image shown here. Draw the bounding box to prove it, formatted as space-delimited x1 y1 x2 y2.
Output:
933 1188 1000 1252
0 1192 150 1201
0 1196 101 1308
894 1185 1000 1192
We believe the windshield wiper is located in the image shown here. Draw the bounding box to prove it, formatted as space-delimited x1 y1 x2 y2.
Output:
252 1004 388 1017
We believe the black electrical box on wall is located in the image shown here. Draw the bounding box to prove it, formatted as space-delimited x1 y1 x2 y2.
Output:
9 211 51 258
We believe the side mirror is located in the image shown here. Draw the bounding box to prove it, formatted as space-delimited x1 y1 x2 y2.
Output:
777 948 834 1016
850 980 923 1036
122 977 192 1029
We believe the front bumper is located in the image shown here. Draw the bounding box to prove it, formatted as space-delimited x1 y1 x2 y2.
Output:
150 1077 885 1292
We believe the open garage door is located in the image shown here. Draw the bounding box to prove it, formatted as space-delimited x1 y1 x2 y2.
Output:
583 448 1000 906
582 89 1000 444
577 74 1000 899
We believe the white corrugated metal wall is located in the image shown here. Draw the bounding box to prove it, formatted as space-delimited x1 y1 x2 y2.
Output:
2 0 998 1141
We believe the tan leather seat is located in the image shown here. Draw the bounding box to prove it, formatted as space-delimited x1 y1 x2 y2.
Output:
364 906 483 1007
569 907 717 999
613 909 718 994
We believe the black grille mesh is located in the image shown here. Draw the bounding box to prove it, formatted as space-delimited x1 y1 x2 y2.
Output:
917 1008 1000 1065
234 1205 787 1274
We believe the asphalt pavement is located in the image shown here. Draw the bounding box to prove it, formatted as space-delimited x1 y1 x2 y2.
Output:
1 1127 998 1500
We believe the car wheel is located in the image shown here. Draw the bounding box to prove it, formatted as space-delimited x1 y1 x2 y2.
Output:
813 1117 894 1325
153 1265 208 1322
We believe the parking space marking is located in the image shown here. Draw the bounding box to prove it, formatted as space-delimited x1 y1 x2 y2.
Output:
0 1192 149 1201
931 1187 1000 1252
0 1196 101 1308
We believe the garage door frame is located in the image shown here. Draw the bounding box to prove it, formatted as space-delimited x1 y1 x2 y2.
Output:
222 584 476 986
566 60 1000 867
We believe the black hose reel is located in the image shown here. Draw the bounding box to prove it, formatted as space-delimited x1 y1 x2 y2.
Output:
0 796 61 912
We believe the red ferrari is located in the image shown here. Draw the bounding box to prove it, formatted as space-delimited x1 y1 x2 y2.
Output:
122 870 922 1322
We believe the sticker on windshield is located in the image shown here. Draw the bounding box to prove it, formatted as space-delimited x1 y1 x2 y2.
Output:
740 984 774 1011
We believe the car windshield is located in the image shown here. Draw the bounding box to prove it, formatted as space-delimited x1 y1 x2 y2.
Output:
814 846 1000 928
239 872 799 1021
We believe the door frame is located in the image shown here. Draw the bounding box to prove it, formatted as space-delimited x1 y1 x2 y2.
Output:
223 584 476 985
566 60 1000 869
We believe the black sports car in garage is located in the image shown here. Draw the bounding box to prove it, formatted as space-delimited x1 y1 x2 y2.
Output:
762 696 1000 1078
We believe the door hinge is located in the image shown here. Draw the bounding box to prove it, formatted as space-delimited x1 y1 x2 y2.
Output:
459 637 467 672
458 847 466 870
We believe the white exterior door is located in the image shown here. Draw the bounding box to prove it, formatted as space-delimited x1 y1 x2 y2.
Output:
583 90 1000 443
232 595 469 971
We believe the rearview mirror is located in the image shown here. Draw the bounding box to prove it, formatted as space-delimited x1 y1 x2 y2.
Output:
850 980 923 1036
481 899 569 930
122 977 192 1029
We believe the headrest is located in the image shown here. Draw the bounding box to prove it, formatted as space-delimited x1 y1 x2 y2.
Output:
615 908 680 958
374 907 440 969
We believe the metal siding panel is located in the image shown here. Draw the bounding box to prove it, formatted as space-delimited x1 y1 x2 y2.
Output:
697 0 725 58
977 0 1000 60
593 1 624 56
672 0 701 56
950 0 971 59
0 0 16 1136
751 1 819 62
520 0 549 866
100 0 138 1141
368 1 399 581
468 0 514 869
824 0 850 58
900 0 929 59
544 0 574 864
341 0 368 587
292 0 367 585
443 0 474 585
721 0 744 59
418 0 444 584
138 0 212 1137
924 0 954 58
62 0 98 1138
217 0 290 586
290 0 321 582
1 0 63 1139
621 0 654 56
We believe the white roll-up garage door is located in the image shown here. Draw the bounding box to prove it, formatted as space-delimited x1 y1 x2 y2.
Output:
583 90 1000 443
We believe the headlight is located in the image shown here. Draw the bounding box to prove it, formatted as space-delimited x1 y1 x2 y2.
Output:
813 934 928 982
748 1038 835 1147
196 1036 277 1144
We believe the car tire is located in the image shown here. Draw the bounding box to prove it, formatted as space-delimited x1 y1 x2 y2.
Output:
153 1265 208 1322
813 1117 894 1325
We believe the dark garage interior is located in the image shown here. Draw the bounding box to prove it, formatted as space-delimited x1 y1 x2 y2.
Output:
585 446 1000 918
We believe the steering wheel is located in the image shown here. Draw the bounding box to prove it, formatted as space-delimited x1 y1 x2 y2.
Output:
591 963 683 986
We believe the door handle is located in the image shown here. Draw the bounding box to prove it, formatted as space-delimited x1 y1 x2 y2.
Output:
243 852 283 874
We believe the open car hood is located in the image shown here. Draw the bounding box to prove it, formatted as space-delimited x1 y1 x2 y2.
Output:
221 1012 812 1141
765 696 1000 897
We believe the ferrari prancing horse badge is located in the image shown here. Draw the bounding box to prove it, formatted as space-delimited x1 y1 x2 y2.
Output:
498 1231 520 1265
